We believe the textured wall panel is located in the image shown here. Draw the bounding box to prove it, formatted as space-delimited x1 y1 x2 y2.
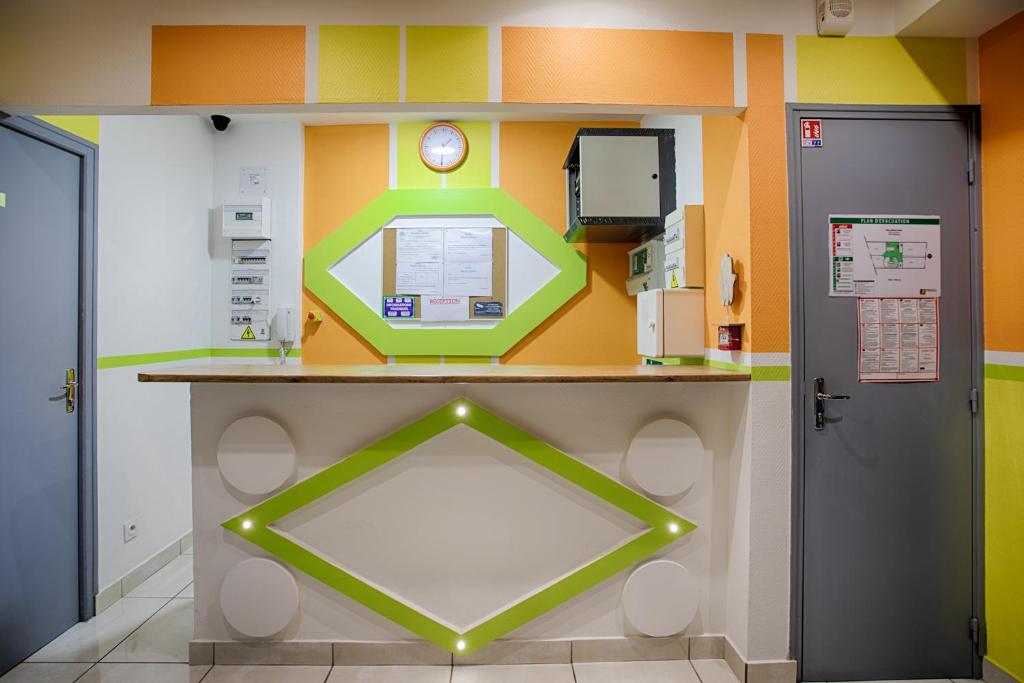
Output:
319 26 399 103
151 25 305 105
980 13 1024 353
499 121 640 365
406 26 489 103
700 116 751 351
796 36 968 105
745 34 790 354
302 124 390 364
502 27 733 106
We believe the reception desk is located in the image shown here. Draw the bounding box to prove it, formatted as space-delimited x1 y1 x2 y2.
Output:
140 364 792 679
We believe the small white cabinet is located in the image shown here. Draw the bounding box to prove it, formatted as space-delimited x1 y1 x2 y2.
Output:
637 288 704 358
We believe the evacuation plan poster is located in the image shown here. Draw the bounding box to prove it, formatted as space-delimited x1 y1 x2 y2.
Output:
828 215 941 297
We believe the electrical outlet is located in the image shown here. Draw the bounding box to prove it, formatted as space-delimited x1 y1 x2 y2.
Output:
123 519 138 543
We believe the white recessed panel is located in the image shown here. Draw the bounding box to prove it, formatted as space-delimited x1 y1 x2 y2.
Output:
272 424 647 633
217 416 296 495
329 230 383 313
624 419 703 498
507 230 558 314
621 559 699 637
220 558 299 637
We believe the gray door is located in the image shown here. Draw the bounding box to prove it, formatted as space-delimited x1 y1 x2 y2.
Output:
0 124 82 674
791 109 979 681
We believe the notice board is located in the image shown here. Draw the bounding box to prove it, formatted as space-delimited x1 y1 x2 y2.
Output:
382 227 507 321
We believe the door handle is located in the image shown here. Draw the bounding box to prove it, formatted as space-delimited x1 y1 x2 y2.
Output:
48 368 77 413
814 376 849 431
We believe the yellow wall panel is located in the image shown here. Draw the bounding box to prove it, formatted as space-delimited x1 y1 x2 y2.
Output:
406 26 489 102
396 122 441 189
984 377 1024 681
797 36 967 105
37 115 100 144
319 26 399 103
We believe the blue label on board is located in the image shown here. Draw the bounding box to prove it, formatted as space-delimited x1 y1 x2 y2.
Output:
383 296 416 318
473 301 503 318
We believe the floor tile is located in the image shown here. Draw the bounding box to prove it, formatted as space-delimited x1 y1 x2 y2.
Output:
101 599 193 663
692 659 740 683
451 664 574 683
327 665 451 682
27 597 169 663
127 555 193 599
0 662 93 682
201 665 331 683
575 660 701 683
176 583 194 599
77 663 210 683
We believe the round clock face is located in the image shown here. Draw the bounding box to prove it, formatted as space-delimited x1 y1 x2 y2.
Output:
419 123 468 172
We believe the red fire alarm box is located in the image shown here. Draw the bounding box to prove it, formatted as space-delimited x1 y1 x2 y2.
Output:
718 323 743 351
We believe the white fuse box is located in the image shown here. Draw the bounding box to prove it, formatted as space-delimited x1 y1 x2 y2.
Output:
663 205 705 289
230 239 271 341
637 288 704 358
221 197 272 239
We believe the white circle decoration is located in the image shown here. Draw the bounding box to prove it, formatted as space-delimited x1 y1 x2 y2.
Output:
220 558 299 637
217 416 295 495
622 560 699 636
624 419 703 497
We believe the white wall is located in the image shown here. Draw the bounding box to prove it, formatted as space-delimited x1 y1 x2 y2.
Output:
96 115 214 587
210 121 304 351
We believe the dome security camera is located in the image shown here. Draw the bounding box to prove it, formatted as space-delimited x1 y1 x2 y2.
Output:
211 115 231 132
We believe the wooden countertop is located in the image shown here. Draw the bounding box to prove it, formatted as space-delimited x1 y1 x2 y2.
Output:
138 363 750 384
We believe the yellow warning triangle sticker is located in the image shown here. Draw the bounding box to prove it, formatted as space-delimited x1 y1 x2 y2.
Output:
241 325 256 340
670 271 679 288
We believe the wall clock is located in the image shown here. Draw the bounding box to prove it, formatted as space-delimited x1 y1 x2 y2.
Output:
419 123 468 172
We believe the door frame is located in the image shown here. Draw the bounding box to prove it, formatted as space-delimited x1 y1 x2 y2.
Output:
0 114 99 621
786 105 984 679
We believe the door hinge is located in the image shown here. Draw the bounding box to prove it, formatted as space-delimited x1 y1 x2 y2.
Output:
967 159 976 185
970 616 986 656
969 387 979 415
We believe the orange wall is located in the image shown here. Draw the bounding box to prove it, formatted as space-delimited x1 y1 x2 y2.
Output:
500 121 640 365
745 33 790 354
702 115 752 351
302 124 389 364
151 25 305 105
502 27 734 107
301 120 641 364
980 11 1024 354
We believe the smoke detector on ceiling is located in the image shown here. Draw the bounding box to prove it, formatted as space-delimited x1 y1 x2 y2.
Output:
817 0 854 36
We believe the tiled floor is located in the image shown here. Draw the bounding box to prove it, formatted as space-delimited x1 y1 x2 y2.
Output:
0 552 985 683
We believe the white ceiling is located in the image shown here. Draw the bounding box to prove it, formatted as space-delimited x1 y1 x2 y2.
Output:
896 0 1024 36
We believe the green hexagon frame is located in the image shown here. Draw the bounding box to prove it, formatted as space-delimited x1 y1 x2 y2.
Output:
223 399 696 655
304 188 587 356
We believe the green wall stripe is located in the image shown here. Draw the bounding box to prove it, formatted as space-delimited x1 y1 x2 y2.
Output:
985 364 1024 382
751 365 791 382
97 347 301 369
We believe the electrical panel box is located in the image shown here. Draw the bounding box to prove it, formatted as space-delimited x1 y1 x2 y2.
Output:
221 197 272 239
563 128 676 243
663 205 706 289
230 239 271 341
626 238 665 295
637 288 704 358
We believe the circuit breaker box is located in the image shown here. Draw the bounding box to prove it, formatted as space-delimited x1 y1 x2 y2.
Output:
230 239 271 341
